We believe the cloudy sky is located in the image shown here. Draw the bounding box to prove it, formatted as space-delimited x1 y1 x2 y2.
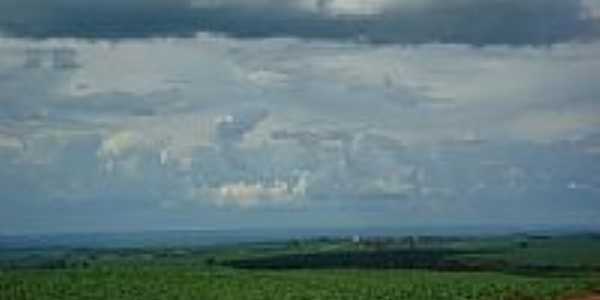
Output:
1 0 600 233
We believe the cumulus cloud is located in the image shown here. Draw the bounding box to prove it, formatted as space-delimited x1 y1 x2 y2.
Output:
97 131 144 158
1 0 598 45
198 176 308 208
1 29 600 231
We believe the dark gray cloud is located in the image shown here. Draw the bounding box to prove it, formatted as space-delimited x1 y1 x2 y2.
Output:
0 0 598 45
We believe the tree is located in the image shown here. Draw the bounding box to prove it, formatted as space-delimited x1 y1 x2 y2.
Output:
205 256 217 268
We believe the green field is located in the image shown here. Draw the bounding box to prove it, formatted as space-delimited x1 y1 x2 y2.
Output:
1 234 599 300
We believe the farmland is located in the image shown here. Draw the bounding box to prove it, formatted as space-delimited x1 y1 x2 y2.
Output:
1 232 599 300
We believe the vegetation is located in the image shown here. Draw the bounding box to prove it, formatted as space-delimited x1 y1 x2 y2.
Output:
1 234 599 300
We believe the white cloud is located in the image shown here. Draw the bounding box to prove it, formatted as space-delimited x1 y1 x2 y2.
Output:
245 69 289 88
583 0 600 19
189 176 308 208
59 37 241 97
6 35 599 144
0 135 23 150
507 111 600 142
97 131 142 158
1 34 600 221
297 0 394 15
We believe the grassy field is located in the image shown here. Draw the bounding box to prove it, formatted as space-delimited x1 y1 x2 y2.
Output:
1 233 599 300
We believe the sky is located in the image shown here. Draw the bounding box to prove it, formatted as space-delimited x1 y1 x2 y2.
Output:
1 0 600 234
